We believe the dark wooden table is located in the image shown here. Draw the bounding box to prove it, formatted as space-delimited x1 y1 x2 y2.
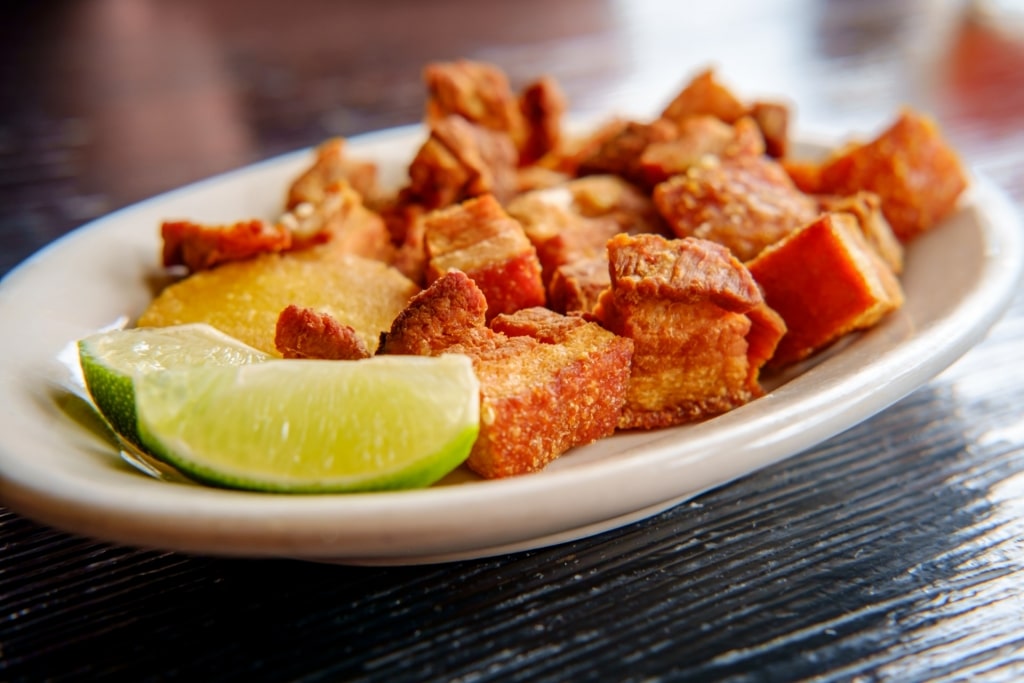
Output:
3 1 1024 680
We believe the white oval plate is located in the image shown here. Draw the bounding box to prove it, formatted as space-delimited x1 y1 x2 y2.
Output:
0 125 1021 565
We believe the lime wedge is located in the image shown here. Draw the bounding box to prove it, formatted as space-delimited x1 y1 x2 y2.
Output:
134 355 480 493
78 324 270 447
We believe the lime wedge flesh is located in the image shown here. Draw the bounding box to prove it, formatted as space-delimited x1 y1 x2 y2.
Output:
134 355 480 493
79 323 271 447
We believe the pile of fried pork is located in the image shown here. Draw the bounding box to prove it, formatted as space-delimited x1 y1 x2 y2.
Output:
153 60 969 479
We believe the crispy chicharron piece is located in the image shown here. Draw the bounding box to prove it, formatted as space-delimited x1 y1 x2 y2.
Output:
161 219 292 273
640 116 765 186
747 100 790 158
279 180 394 261
814 109 969 242
407 115 518 209
575 118 679 188
518 75 568 166
594 233 785 430
653 155 819 262
286 137 377 209
660 68 749 126
424 194 546 320
274 304 371 360
660 69 791 159
817 191 904 275
747 212 904 367
507 175 663 286
424 60 527 149
382 271 633 478
547 255 610 315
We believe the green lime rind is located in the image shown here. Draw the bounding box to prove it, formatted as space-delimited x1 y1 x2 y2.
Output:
77 324 271 449
134 356 480 494
141 421 479 494
79 346 142 447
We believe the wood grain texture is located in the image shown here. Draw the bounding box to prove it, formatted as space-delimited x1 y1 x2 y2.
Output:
2 0 1024 680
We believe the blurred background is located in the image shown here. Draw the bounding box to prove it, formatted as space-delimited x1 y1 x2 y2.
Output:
3 2 1024 679
2 0 1023 272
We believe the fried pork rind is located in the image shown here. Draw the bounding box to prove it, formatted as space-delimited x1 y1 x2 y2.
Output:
286 137 378 209
274 304 371 360
515 165 573 194
387 203 430 285
163 177 393 275
781 157 824 195
747 100 790 158
142 63 967 484
747 212 904 368
380 269 493 357
506 175 664 286
279 180 394 261
653 155 820 262
640 116 765 186
161 219 292 273
423 60 568 168
548 255 610 315
424 60 527 151
406 115 518 210
661 69 749 126
424 194 545 320
575 118 679 188
547 118 629 176
660 68 791 158
382 271 633 478
594 233 785 430
518 75 568 166
818 191 904 275
813 109 969 242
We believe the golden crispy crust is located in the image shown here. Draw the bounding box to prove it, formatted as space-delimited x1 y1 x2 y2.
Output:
424 194 545 320
380 270 492 356
280 180 394 261
640 116 765 186
424 60 527 150
817 191 904 275
274 304 371 360
507 175 662 286
382 271 633 478
594 233 784 429
161 219 292 273
653 155 819 262
518 76 568 166
576 118 679 188
476 307 633 478
548 255 610 315
815 109 968 242
659 70 790 159
747 100 790 158
286 138 377 209
407 115 518 210
660 69 748 126
747 212 904 367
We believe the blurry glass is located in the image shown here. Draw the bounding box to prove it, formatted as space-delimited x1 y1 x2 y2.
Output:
970 0 1024 34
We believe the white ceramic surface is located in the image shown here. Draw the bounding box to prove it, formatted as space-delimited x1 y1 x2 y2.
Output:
0 126 1021 565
